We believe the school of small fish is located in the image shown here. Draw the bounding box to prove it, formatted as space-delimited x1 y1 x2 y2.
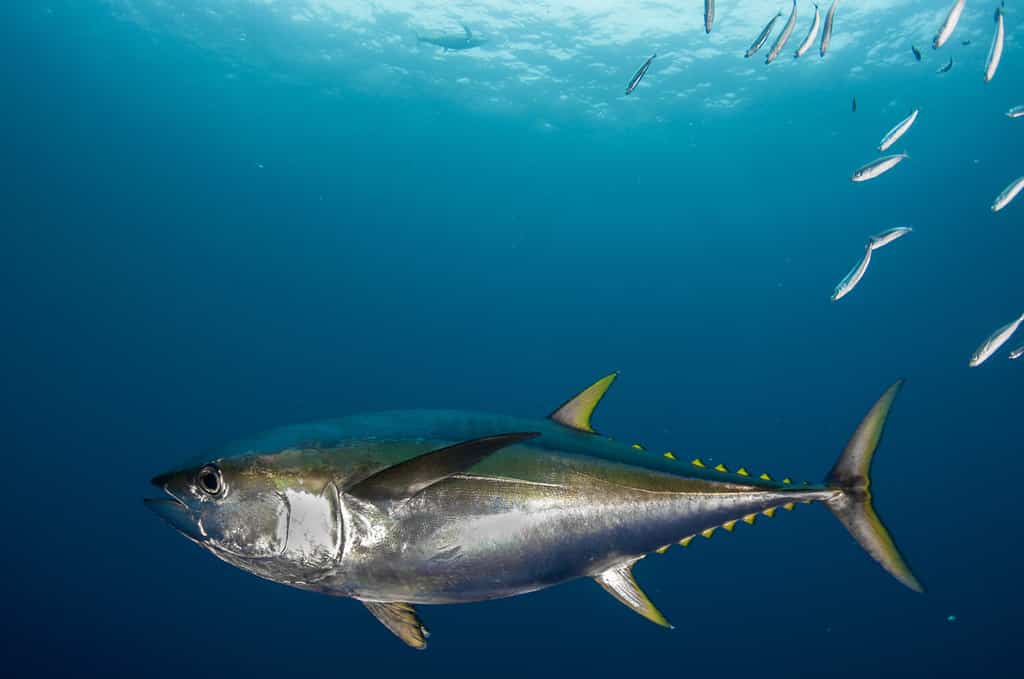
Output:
620 1 1021 369
831 228 912 302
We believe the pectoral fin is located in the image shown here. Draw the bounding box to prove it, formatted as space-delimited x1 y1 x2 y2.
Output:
594 562 673 629
347 432 540 503
548 372 618 433
363 601 429 650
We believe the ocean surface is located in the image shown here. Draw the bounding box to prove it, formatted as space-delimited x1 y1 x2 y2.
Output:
3 1 1022 676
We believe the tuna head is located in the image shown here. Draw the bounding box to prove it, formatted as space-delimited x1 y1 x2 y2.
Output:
145 454 344 583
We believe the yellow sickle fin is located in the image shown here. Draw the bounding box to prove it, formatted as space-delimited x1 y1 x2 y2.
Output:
362 601 429 650
594 562 673 629
548 372 618 434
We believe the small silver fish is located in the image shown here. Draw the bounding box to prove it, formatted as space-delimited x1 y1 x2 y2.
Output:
766 0 799 64
985 8 1005 83
879 109 919 152
934 0 966 50
820 0 839 58
937 57 953 74
746 12 783 58
1009 345 1024 360
1007 105 1024 119
991 176 1024 212
705 0 715 34
831 244 872 302
970 313 1024 367
795 4 822 59
869 227 912 251
852 154 909 183
625 54 656 95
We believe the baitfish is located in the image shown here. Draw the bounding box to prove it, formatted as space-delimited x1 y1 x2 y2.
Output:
705 0 715 34
746 12 783 58
820 0 839 57
937 57 953 73
1009 345 1024 360
831 244 872 301
933 0 966 50
911 45 922 61
765 0 799 64
417 23 487 51
991 176 1024 212
869 227 912 250
970 314 1024 367
879 109 919 152
1007 105 1024 119
795 4 822 59
852 153 909 182
626 54 656 94
852 96 857 113
985 8 1004 83
146 374 923 649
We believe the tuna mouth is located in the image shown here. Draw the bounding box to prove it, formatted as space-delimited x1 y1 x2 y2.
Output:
150 472 175 488
144 486 201 539
144 496 186 511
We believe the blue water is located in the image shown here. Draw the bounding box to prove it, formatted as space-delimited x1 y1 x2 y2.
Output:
4 1 1022 676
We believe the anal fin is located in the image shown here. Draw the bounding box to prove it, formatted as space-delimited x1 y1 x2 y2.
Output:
362 601 430 650
594 562 673 629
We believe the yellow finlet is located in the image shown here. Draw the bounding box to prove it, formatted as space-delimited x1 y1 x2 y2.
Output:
548 372 618 434
763 507 777 518
655 544 670 554
737 467 749 477
691 458 706 468
782 477 792 484
742 514 757 525
679 536 694 547
632 443 645 451
713 463 728 473
759 473 772 481
722 520 737 532
701 528 716 538
663 451 676 460
783 502 795 511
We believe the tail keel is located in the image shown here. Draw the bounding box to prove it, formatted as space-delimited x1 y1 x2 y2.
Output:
825 380 923 593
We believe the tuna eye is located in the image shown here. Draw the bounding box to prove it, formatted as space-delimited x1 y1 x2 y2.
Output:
197 465 223 496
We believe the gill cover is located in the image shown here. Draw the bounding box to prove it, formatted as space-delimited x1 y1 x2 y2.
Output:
200 485 289 557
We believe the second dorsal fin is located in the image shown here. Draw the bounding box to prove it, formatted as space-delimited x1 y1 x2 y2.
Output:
548 372 618 433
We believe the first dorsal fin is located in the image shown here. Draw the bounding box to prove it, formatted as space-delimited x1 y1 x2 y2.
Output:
362 601 429 650
348 432 539 503
548 372 618 433
594 561 672 629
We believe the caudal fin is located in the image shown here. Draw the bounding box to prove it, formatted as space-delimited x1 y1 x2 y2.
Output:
824 380 924 593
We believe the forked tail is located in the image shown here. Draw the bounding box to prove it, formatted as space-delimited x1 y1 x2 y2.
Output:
824 380 924 592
